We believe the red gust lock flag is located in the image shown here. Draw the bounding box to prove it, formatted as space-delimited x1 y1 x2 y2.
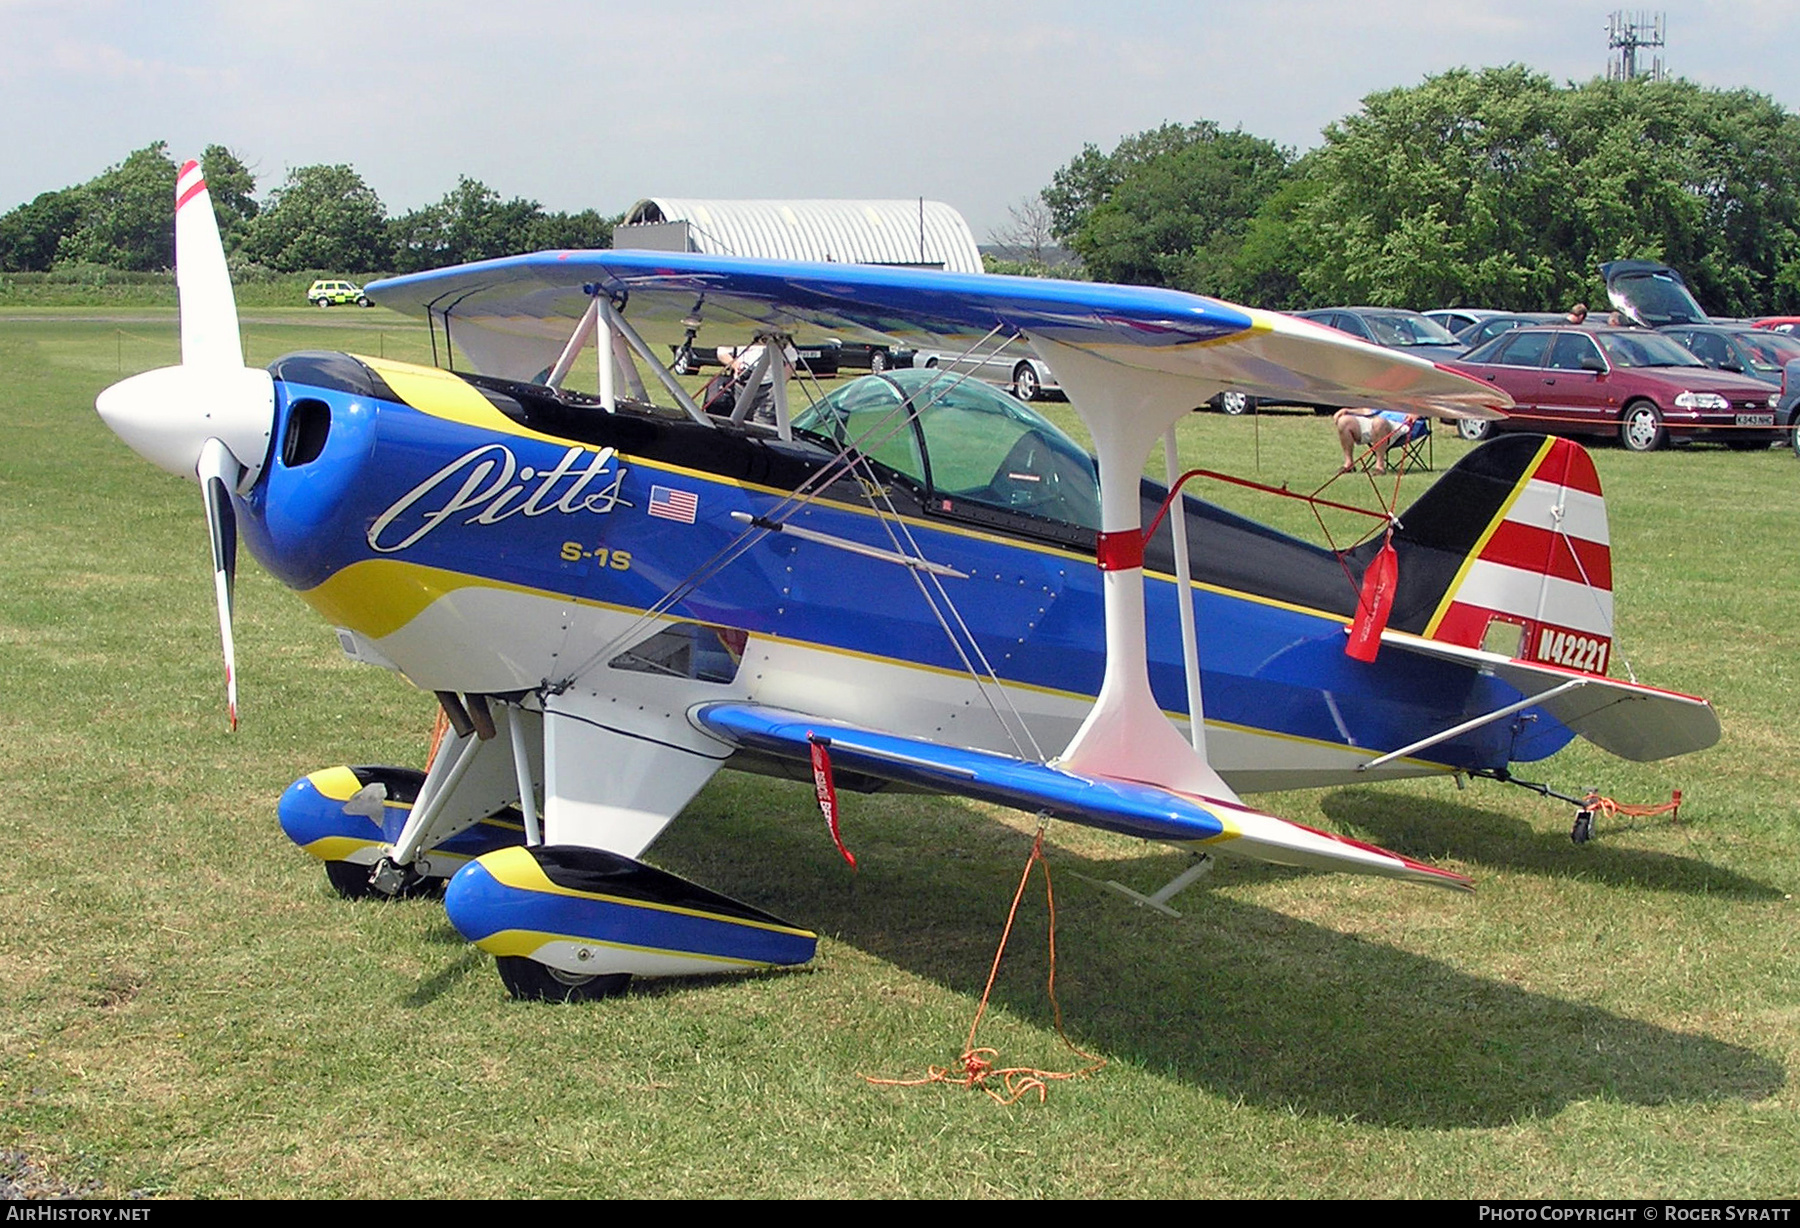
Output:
1345 537 1398 662
808 733 857 869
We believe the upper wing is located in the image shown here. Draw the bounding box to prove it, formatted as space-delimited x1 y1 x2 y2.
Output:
366 250 1506 421
692 701 1472 892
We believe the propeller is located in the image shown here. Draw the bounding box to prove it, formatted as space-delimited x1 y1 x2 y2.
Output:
95 160 275 730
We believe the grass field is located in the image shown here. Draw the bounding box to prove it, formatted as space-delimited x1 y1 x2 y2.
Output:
1 310 1797 1198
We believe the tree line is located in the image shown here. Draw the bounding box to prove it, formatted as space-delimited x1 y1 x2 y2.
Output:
11 66 1799 317
0 142 615 277
1028 67 1800 317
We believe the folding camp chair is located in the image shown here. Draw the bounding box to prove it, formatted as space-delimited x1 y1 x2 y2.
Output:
1383 415 1432 473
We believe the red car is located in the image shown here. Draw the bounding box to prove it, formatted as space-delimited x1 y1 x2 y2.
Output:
1447 326 1782 452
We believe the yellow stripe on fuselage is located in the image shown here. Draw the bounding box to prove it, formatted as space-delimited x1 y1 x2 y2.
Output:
354 354 596 449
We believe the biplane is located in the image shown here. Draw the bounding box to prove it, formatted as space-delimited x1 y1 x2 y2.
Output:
94 163 1720 1000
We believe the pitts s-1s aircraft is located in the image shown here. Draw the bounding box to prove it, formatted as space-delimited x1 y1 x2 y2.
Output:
96 163 1720 1000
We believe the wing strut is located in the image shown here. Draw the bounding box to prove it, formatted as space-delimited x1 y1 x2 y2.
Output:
546 296 599 389
549 290 714 426
1162 424 1205 756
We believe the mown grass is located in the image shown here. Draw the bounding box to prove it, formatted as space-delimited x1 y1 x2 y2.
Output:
0 312 1796 1197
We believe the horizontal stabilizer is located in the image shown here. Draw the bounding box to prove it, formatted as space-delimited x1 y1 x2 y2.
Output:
1379 633 1720 762
693 703 1471 892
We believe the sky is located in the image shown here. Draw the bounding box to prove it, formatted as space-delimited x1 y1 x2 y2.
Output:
4 0 1797 241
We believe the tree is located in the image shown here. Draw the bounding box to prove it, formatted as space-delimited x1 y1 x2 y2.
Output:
0 188 85 272
388 177 547 272
1284 68 1800 314
1042 123 1226 242
987 196 1060 272
1041 122 1293 293
243 164 390 273
525 208 615 252
201 145 258 252
391 180 617 271
55 142 179 270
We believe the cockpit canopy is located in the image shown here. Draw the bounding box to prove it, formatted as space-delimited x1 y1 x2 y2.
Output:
792 369 1101 532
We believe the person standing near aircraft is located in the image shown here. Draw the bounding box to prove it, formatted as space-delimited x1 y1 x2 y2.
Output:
714 340 799 424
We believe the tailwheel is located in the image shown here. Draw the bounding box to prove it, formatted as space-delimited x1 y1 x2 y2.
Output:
496 956 632 1003
1570 807 1596 845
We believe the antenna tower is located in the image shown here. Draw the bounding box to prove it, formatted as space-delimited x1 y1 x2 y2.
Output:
1607 11 1666 82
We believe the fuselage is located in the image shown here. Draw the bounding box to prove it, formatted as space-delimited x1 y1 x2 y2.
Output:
238 352 1570 794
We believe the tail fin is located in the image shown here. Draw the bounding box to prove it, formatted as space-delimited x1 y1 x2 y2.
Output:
1387 436 1614 674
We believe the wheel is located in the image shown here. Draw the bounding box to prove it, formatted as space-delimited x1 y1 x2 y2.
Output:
923 357 938 370
1456 417 1492 442
315 298 331 308
1014 363 1041 401
324 859 378 898
1619 401 1667 452
496 956 631 1003
356 296 372 308
1570 809 1595 844
323 857 438 900
868 349 889 373
1792 415 1800 459
1218 390 1255 416
672 350 696 376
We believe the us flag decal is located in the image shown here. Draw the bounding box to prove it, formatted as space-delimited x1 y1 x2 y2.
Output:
648 485 699 523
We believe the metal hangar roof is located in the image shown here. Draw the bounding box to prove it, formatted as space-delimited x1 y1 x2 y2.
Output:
617 198 983 274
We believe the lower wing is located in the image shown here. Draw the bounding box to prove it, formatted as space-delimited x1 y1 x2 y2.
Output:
692 702 1472 892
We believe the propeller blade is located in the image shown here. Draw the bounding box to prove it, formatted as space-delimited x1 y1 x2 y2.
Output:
175 160 243 370
198 437 242 731
94 155 276 731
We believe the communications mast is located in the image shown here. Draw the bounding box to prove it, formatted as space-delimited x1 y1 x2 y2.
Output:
1607 11 1667 82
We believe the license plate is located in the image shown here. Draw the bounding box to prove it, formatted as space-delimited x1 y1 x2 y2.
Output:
1735 413 1774 426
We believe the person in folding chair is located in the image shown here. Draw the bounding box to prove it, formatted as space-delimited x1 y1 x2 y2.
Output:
1333 406 1413 475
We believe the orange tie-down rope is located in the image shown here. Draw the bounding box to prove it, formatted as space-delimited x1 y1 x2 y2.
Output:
1584 788 1682 822
426 708 451 769
865 823 1106 1105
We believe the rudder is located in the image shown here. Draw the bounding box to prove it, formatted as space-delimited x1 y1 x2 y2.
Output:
1387 436 1614 674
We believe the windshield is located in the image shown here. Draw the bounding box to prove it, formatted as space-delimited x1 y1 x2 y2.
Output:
1364 313 1460 347
1596 331 1707 369
1739 331 1800 372
792 369 1100 531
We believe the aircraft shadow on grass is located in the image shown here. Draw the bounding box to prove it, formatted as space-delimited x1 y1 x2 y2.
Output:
555 779 1785 1130
1320 788 1784 900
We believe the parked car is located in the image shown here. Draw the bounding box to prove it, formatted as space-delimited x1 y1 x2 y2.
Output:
830 341 914 373
1752 316 1800 334
308 279 371 308
1658 324 1800 452
1454 312 1566 349
1292 307 1466 360
914 342 1060 401
670 339 844 377
1424 307 1504 337
1448 326 1782 451
1660 323 1800 386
